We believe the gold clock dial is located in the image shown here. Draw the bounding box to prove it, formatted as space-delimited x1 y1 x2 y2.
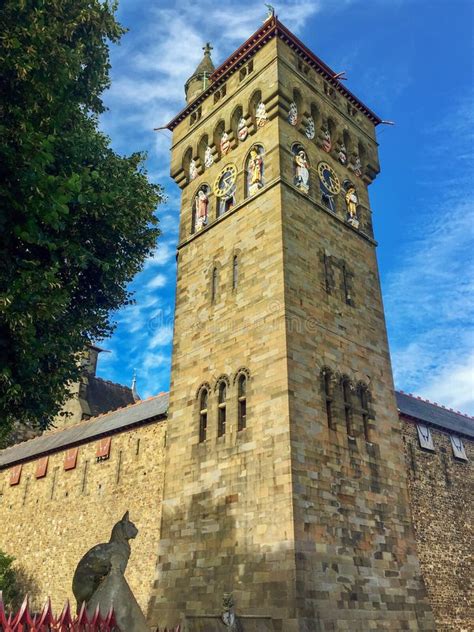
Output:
213 164 237 198
317 161 341 195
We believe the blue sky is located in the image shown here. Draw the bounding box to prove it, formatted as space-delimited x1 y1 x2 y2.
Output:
97 0 474 415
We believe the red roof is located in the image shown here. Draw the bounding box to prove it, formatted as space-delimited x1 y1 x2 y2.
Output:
166 16 382 131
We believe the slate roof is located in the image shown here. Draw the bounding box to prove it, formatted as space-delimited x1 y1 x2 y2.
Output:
86 375 136 416
396 391 474 439
0 393 169 469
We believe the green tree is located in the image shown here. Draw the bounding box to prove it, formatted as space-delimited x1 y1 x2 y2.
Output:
0 1 162 438
0 551 21 609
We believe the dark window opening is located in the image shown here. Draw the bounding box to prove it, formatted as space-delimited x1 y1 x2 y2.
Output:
211 267 218 303
238 374 247 431
218 382 227 437
323 371 334 429
342 379 353 437
199 389 208 442
232 255 238 290
359 387 371 442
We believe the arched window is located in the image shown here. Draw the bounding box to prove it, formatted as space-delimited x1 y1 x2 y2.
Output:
213 121 226 158
246 145 265 196
198 134 209 168
182 147 193 181
249 89 263 127
342 378 353 437
211 267 218 303
237 373 247 431
322 369 334 429
217 381 227 437
359 385 371 442
231 105 245 143
199 388 208 443
232 255 238 290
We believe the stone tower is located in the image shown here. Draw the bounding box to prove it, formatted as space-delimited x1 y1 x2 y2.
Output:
149 16 435 631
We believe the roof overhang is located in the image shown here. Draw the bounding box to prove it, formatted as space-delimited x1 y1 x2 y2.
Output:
166 16 382 131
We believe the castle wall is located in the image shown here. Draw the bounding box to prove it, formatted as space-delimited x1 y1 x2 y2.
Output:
0 419 166 614
401 418 474 632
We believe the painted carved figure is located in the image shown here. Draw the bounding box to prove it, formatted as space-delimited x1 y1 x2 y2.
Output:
345 186 359 227
256 101 267 127
189 159 198 181
237 117 249 141
352 156 362 177
338 144 347 165
220 132 231 155
204 146 214 168
294 149 310 194
322 129 332 152
288 102 298 126
305 117 315 140
195 188 209 231
248 147 264 195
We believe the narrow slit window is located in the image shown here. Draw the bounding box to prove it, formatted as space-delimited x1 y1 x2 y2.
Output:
342 263 352 305
232 255 238 290
359 387 370 442
238 374 247 431
323 370 334 429
342 379 353 437
218 382 227 437
211 267 218 303
199 389 208 443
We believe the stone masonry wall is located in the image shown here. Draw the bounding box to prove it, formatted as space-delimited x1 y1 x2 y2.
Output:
149 39 302 630
277 41 435 631
0 418 166 614
402 418 474 632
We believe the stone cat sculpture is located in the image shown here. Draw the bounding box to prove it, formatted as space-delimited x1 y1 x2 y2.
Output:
72 510 138 610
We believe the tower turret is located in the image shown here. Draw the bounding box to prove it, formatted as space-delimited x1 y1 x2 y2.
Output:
184 43 214 103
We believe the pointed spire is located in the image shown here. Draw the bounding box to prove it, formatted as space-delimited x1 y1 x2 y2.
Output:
185 42 215 103
131 370 140 402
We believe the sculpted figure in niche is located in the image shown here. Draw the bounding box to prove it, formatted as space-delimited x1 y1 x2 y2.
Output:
305 117 315 140
237 117 249 141
255 101 267 127
195 186 209 232
288 102 298 126
345 186 359 228
189 159 198 181
322 128 332 152
338 143 347 165
204 146 214 168
294 148 310 194
248 146 264 195
351 155 362 177
221 131 231 155
72 511 148 632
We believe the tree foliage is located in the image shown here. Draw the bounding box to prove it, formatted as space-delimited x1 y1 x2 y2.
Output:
0 0 162 437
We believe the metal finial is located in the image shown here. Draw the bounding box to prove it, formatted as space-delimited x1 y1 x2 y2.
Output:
203 42 213 56
264 3 275 20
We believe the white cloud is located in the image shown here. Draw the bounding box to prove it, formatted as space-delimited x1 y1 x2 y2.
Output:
144 242 175 268
385 93 474 415
146 273 168 290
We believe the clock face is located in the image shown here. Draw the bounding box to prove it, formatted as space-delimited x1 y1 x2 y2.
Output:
318 161 341 195
213 164 237 198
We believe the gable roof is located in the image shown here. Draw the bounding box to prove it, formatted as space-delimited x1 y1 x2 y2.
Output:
396 391 474 439
0 393 169 470
166 16 382 131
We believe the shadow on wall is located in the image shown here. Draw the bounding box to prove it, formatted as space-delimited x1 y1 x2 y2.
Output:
146 488 280 631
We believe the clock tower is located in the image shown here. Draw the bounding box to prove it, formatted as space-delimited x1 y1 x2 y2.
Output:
150 15 435 631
